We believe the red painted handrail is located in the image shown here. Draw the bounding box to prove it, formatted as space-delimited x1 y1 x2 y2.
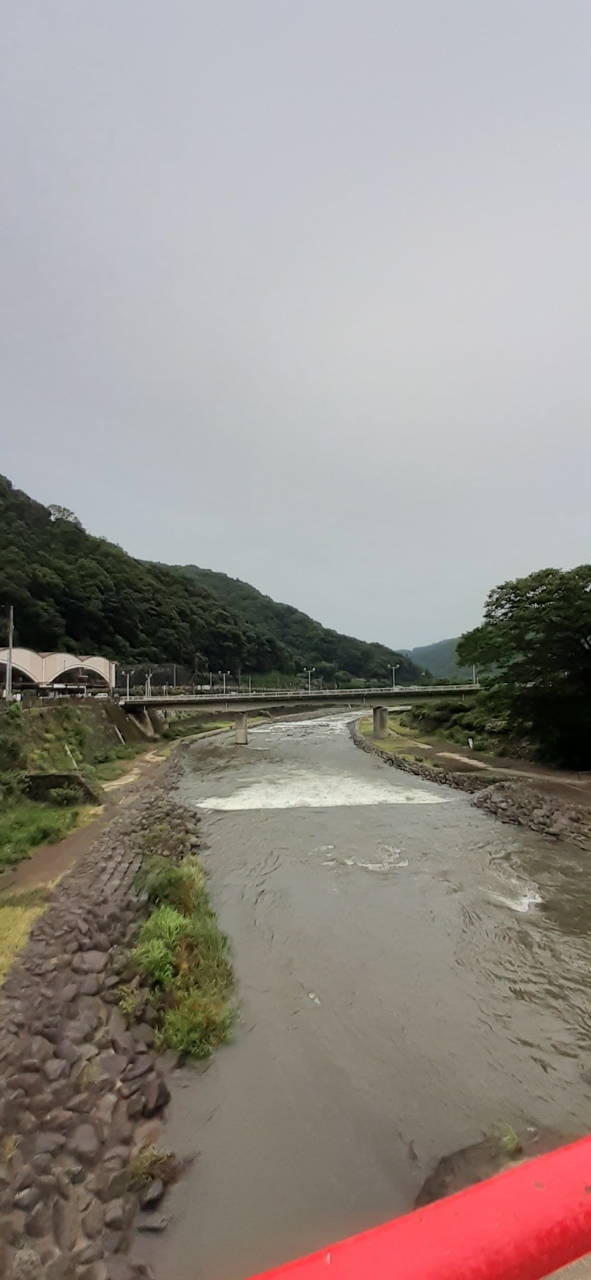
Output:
249 1135 591 1279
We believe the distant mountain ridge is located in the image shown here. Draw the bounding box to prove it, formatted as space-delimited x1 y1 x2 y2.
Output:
176 565 422 684
401 637 471 681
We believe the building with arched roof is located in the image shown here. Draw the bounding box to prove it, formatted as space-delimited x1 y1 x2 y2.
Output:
0 648 115 694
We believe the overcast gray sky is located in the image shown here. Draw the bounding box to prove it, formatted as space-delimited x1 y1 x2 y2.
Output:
1 2 590 649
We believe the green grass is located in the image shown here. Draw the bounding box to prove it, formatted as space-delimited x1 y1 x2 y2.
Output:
129 855 234 1059
0 799 83 871
0 888 51 981
163 717 231 742
93 742 147 782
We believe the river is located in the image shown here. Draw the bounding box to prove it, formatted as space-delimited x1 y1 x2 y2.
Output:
144 712 591 1280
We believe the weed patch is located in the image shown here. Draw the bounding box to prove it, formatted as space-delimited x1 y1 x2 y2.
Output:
129 854 234 1059
127 1145 178 1191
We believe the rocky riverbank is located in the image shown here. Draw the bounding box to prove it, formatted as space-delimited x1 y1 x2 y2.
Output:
349 720 591 851
0 753 205 1280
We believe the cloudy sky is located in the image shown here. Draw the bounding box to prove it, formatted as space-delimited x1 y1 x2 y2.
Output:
1 2 590 649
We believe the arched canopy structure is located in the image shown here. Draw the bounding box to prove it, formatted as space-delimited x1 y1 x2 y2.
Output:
0 649 115 691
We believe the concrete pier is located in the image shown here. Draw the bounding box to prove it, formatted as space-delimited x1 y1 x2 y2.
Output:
372 705 389 740
235 711 249 745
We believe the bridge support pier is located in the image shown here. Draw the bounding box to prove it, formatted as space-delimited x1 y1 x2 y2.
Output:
130 709 156 739
235 711 248 745
373 705 389 740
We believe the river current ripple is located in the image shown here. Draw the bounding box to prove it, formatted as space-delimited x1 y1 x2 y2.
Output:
144 712 591 1280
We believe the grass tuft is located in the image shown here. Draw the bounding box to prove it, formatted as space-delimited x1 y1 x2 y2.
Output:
498 1123 523 1158
0 1134 19 1163
157 990 234 1058
138 855 205 916
127 1144 178 1191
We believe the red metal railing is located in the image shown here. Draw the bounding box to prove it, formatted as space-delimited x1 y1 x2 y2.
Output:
249 1135 591 1280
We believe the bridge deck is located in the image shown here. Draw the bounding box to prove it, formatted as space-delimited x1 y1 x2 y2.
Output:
121 685 475 713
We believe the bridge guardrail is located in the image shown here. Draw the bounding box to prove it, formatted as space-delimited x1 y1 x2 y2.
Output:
247 1135 591 1280
121 685 476 706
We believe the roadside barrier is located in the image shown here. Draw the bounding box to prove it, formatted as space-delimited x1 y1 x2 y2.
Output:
249 1135 591 1279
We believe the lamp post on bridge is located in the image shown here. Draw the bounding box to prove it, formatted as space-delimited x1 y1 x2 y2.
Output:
5 605 14 705
219 670 231 695
303 667 315 694
388 663 400 689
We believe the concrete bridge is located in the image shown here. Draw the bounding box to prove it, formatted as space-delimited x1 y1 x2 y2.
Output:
121 684 475 743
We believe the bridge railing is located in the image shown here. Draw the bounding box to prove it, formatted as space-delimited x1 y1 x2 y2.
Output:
121 684 476 705
247 1135 591 1280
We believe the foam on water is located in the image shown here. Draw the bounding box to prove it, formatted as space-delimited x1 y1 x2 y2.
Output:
198 768 450 811
489 887 543 913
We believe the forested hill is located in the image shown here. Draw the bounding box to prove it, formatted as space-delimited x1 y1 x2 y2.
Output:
0 474 420 682
176 565 420 684
402 637 471 681
0 475 274 672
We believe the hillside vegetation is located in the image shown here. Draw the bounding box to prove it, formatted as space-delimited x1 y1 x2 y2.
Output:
0 475 259 671
177 565 419 684
1 475 419 685
403 637 471 681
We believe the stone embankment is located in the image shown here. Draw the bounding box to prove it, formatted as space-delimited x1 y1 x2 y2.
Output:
0 755 198 1280
350 721 591 851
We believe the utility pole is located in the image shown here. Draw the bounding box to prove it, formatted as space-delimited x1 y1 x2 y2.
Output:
248 674 252 695
173 664 177 690
126 671 130 700
6 606 14 704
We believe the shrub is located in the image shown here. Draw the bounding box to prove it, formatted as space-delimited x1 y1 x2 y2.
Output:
47 785 80 807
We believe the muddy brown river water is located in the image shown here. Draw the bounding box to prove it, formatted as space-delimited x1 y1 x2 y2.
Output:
144 713 591 1280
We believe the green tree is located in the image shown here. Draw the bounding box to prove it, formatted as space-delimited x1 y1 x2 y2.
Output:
458 566 591 767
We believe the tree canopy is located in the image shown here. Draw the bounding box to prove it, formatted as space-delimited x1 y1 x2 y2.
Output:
458 566 591 766
0 475 420 684
178 564 420 684
0 476 273 671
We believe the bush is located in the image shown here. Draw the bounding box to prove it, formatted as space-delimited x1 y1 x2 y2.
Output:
47 785 80 807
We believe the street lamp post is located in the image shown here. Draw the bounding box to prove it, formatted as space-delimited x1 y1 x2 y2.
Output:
388 663 400 689
5 605 14 704
220 670 231 695
303 667 315 694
